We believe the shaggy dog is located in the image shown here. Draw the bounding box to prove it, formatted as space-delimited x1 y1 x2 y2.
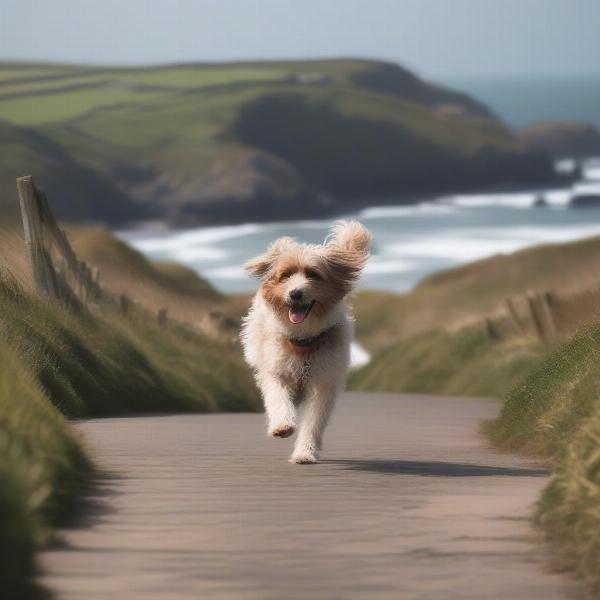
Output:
241 221 371 464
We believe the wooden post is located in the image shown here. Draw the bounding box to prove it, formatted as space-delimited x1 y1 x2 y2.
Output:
527 295 546 341
16 176 47 295
157 307 168 327
16 176 104 308
542 292 558 336
505 298 526 334
485 318 501 341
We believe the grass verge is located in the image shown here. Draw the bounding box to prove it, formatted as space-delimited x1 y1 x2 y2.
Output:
0 262 259 594
350 325 545 399
487 324 600 592
0 339 90 598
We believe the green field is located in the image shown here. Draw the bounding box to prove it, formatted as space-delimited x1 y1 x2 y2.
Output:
0 58 553 226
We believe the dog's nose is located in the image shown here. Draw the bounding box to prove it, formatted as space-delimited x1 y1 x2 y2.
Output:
289 289 303 301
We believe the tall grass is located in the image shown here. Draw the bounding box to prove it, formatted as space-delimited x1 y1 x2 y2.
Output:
487 324 600 592
0 339 90 598
354 235 600 354
0 273 259 417
350 325 545 398
0 253 259 594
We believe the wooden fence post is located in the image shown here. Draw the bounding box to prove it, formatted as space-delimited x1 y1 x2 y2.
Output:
527 295 546 341
16 176 105 308
16 176 48 295
527 293 558 342
542 292 558 337
484 318 501 341
505 298 526 334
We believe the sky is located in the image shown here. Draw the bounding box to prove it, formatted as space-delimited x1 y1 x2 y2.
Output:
1 0 599 79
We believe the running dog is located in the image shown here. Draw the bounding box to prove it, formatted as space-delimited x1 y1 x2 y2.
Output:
241 221 371 464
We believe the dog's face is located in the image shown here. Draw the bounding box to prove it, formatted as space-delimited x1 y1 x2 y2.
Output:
245 221 371 326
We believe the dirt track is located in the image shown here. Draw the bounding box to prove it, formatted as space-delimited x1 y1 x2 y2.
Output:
39 393 585 599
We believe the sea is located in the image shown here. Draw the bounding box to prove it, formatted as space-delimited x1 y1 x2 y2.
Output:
443 76 600 130
120 161 600 296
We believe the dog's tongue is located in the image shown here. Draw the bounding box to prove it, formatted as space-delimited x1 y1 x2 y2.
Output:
289 306 307 324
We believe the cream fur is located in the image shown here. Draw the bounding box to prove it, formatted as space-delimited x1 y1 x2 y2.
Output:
241 220 371 464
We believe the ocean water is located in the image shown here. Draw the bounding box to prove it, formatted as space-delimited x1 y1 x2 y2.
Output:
443 76 600 130
120 178 600 295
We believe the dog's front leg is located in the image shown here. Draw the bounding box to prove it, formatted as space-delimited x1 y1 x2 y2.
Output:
259 374 296 438
290 381 338 464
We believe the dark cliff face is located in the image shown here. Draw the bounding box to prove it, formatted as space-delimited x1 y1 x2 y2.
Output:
165 151 330 225
0 120 140 224
519 121 600 159
232 93 555 203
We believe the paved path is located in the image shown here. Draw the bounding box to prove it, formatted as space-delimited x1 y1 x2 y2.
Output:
40 393 585 599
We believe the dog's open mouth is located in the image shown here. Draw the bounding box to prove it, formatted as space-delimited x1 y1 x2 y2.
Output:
288 301 315 324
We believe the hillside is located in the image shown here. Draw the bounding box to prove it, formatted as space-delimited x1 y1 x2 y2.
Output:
354 234 600 352
0 120 138 224
352 232 600 394
0 59 556 225
0 223 260 593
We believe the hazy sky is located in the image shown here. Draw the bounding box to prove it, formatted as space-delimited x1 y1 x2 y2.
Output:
1 0 599 79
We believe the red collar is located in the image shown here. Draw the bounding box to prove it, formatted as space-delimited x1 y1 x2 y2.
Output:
287 326 335 356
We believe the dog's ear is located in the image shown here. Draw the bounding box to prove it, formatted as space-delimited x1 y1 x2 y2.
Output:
327 220 371 257
244 236 296 278
323 221 371 289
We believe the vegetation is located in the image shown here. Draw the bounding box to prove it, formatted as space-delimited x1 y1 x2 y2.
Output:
352 234 600 402
353 234 600 353
350 233 600 595
0 227 259 595
0 59 555 225
0 338 90 599
350 327 544 399
488 326 600 592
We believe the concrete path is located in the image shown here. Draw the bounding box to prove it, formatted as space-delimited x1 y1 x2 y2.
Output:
39 393 585 599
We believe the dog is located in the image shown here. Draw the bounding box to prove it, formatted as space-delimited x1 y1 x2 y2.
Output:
241 220 371 464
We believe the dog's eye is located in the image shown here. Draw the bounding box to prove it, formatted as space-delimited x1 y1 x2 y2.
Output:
279 270 293 281
305 269 322 281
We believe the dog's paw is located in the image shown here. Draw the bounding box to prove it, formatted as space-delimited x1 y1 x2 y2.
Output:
289 452 318 464
270 424 295 438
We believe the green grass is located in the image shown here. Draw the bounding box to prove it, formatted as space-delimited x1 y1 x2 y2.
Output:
0 65 81 83
354 235 600 354
350 326 545 398
0 87 169 125
0 273 258 417
0 338 90 598
115 65 287 88
487 325 600 592
0 252 259 593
